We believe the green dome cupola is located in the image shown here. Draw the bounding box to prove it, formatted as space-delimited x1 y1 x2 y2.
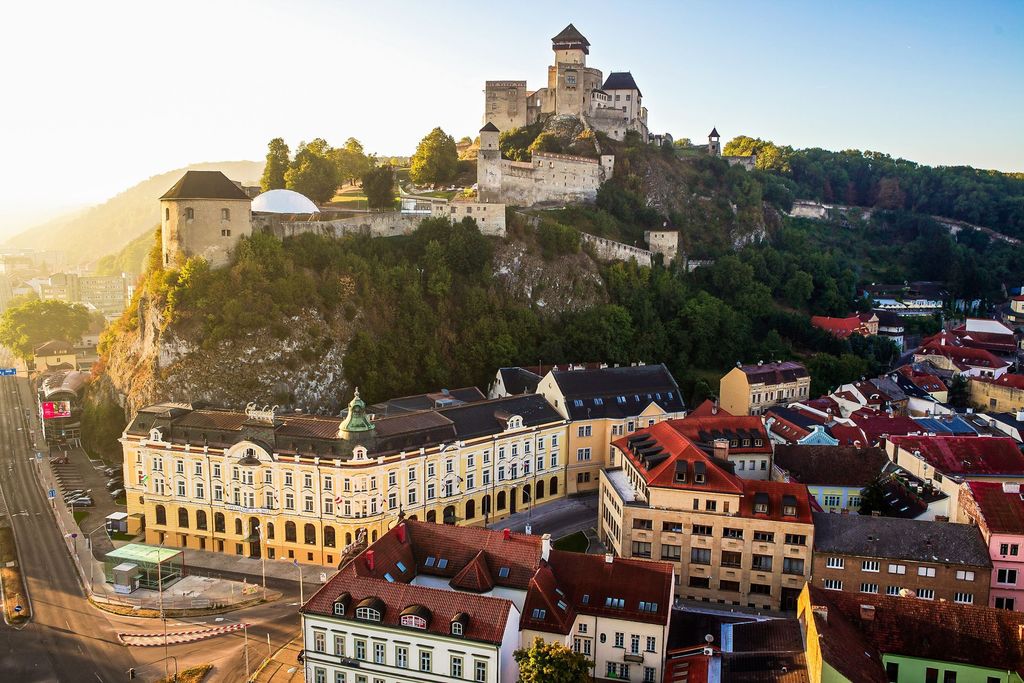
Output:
339 388 375 437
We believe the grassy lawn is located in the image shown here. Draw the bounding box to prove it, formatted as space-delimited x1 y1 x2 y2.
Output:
157 663 212 683
73 510 89 525
553 531 589 553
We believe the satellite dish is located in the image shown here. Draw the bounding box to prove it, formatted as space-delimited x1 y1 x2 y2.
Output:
705 634 714 644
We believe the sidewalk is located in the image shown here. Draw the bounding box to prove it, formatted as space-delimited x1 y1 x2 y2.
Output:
251 636 304 683
486 493 599 539
178 546 336 586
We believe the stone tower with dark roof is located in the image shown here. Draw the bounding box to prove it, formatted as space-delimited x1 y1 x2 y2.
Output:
159 170 253 269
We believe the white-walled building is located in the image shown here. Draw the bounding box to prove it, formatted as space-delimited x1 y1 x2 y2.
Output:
301 520 674 683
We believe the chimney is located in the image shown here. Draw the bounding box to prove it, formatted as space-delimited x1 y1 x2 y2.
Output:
365 549 376 571
605 553 614 564
859 604 876 622
1017 410 1024 423
713 438 729 461
396 523 407 544
542 533 551 562
1004 483 1022 494
503 528 511 541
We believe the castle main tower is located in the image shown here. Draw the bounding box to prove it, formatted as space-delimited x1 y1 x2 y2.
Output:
477 122 503 202
547 23 603 117
160 170 253 269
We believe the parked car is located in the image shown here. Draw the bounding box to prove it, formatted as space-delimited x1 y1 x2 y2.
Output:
70 497 93 507
50 456 68 465
63 489 85 501
106 479 123 491
109 489 124 499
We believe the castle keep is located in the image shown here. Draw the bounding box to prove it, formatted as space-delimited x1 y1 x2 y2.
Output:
484 24 652 143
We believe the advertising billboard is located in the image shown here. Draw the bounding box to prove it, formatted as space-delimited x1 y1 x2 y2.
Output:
42 401 71 419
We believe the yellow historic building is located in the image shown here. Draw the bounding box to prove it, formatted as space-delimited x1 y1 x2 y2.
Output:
122 392 568 566
719 361 810 416
533 364 687 494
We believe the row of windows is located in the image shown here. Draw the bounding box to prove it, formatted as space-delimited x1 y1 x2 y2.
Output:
310 631 488 681
687 575 774 595
685 547 806 575
168 207 233 221
824 558 975 581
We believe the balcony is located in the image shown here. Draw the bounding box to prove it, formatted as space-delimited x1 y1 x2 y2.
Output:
623 653 644 664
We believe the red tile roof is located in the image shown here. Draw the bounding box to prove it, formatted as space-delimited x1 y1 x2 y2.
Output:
896 366 947 392
854 415 923 445
977 373 1024 391
916 334 1009 369
811 315 865 339
966 481 1024 534
689 399 733 417
304 520 673 641
890 435 1024 476
807 584 1024 675
663 648 712 683
828 424 868 447
670 414 772 454
614 423 813 524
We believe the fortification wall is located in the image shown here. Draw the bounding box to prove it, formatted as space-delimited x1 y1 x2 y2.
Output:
431 202 506 236
580 233 652 267
484 152 605 205
644 230 679 262
254 212 421 240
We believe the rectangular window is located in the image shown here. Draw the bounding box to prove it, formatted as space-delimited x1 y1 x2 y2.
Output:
692 524 712 536
576 448 591 462
475 661 487 682
355 639 366 660
646 636 656 653
918 588 936 600
723 527 743 539
889 563 907 575
753 531 774 543
956 570 975 581
313 631 325 652
783 557 805 575
721 551 742 568
886 585 902 596
751 554 773 571
785 534 806 546
918 566 936 578
614 632 624 648
631 541 652 558
396 646 408 668
334 635 345 656
419 650 432 672
705 499 717 512
644 666 656 683
661 544 681 560
998 568 1018 585
373 642 384 664
862 560 880 573
996 596 1016 610
451 656 463 678
926 668 939 683
750 583 772 595
690 548 711 565
578 425 592 437
954 592 973 604
860 583 878 594
823 578 843 590
826 557 845 569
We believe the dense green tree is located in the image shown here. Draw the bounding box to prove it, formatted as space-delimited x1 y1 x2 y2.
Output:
514 637 591 683
260 137 290 191
333 138 373 186
410 127 459 185
0 299 91 360
724 136 793 172
948 374 969 410
361 165 396 210
285 138 339 203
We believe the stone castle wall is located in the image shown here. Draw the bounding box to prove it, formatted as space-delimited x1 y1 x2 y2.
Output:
580 233 652 267
480 148 612 206
254 212 421 241
644 230 678 262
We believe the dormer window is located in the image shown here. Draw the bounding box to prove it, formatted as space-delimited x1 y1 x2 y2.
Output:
531 608 546 619
782 494 798 517
356 607 381 621
334 603 345 616
400 614 427 629
149 428 163 443
693 461 706 485
753 492 770 515
451 621 463 636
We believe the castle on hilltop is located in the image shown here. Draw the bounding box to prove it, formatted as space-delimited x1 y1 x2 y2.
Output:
484 23 656 143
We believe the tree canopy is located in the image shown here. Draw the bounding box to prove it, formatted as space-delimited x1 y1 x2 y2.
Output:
333 138 374 186
0 299 91 360
362 165 396 210
260 137 290 191
410 127 459 185
513 637 591 683
285 138 341 203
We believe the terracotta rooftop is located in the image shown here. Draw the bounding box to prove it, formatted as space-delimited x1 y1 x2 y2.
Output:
966 481 1024 534
889 434 1024 476
806 584 1024 677
773 445 888 487
670 414 772 454
854 414 923 445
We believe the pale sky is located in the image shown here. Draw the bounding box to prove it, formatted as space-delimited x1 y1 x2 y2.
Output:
1 0 1022 237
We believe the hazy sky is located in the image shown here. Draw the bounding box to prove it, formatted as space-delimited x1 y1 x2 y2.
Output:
2 0 1022 236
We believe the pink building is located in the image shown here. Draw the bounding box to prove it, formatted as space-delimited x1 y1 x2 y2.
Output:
960 481 1024 610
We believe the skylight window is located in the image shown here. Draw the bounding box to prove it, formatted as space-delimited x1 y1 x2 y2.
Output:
396 561 407 572
604 597 625 608
557 600 568 611
638 601 658 612
437 558 449 569
574 399 584 407
531 608 546 619
582 594 590 604
594 398 604 405
667 391 674 400
425 556 436 567
384 573 395 582
616 396 626 404
498 567 510 578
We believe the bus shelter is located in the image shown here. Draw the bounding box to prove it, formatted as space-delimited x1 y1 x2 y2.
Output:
103 544 183 590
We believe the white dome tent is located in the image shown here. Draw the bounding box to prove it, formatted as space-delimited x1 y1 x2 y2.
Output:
251 189 320 214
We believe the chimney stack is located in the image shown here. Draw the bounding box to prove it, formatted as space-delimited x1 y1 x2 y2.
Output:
713 438 729 461
503 528 511 541
605 552 614 564
396 523 407 544
859 604 876 621
365 549 376 571
542 533 551 562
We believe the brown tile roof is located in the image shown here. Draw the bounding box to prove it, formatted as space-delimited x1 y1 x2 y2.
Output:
890 434 1024 476
730 619 804 654
449 551 496 593
807 584 1024 675
159 170 251 201
967 481 1024 534
738 361 809 385
721 652 810 682
773 445 889 487
670 414 772 455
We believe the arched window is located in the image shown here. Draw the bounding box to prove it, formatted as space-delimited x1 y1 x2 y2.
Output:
497 491 507 510
426 510 436 523
345 532 352 546
401 614 427 629
451 621 464 636
214 512 225 533
178 507 189 528
443 505 457 525
334 602 345 616
356 607 381 621
304 523 316 545
537 480 546 500
324 526 336 548
465 499 476 520
522 484 531 503
550 476 559 495
267 522 275 540
234 518 243 536
371 530 378 542
482 495 491 517
155 505 166 526
196 510 208 531
285 521 297 543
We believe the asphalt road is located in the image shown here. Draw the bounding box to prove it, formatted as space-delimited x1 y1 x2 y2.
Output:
0 375 138 682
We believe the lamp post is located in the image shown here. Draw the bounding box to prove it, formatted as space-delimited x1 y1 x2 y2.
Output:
293 558 304 604
157 541 168 678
